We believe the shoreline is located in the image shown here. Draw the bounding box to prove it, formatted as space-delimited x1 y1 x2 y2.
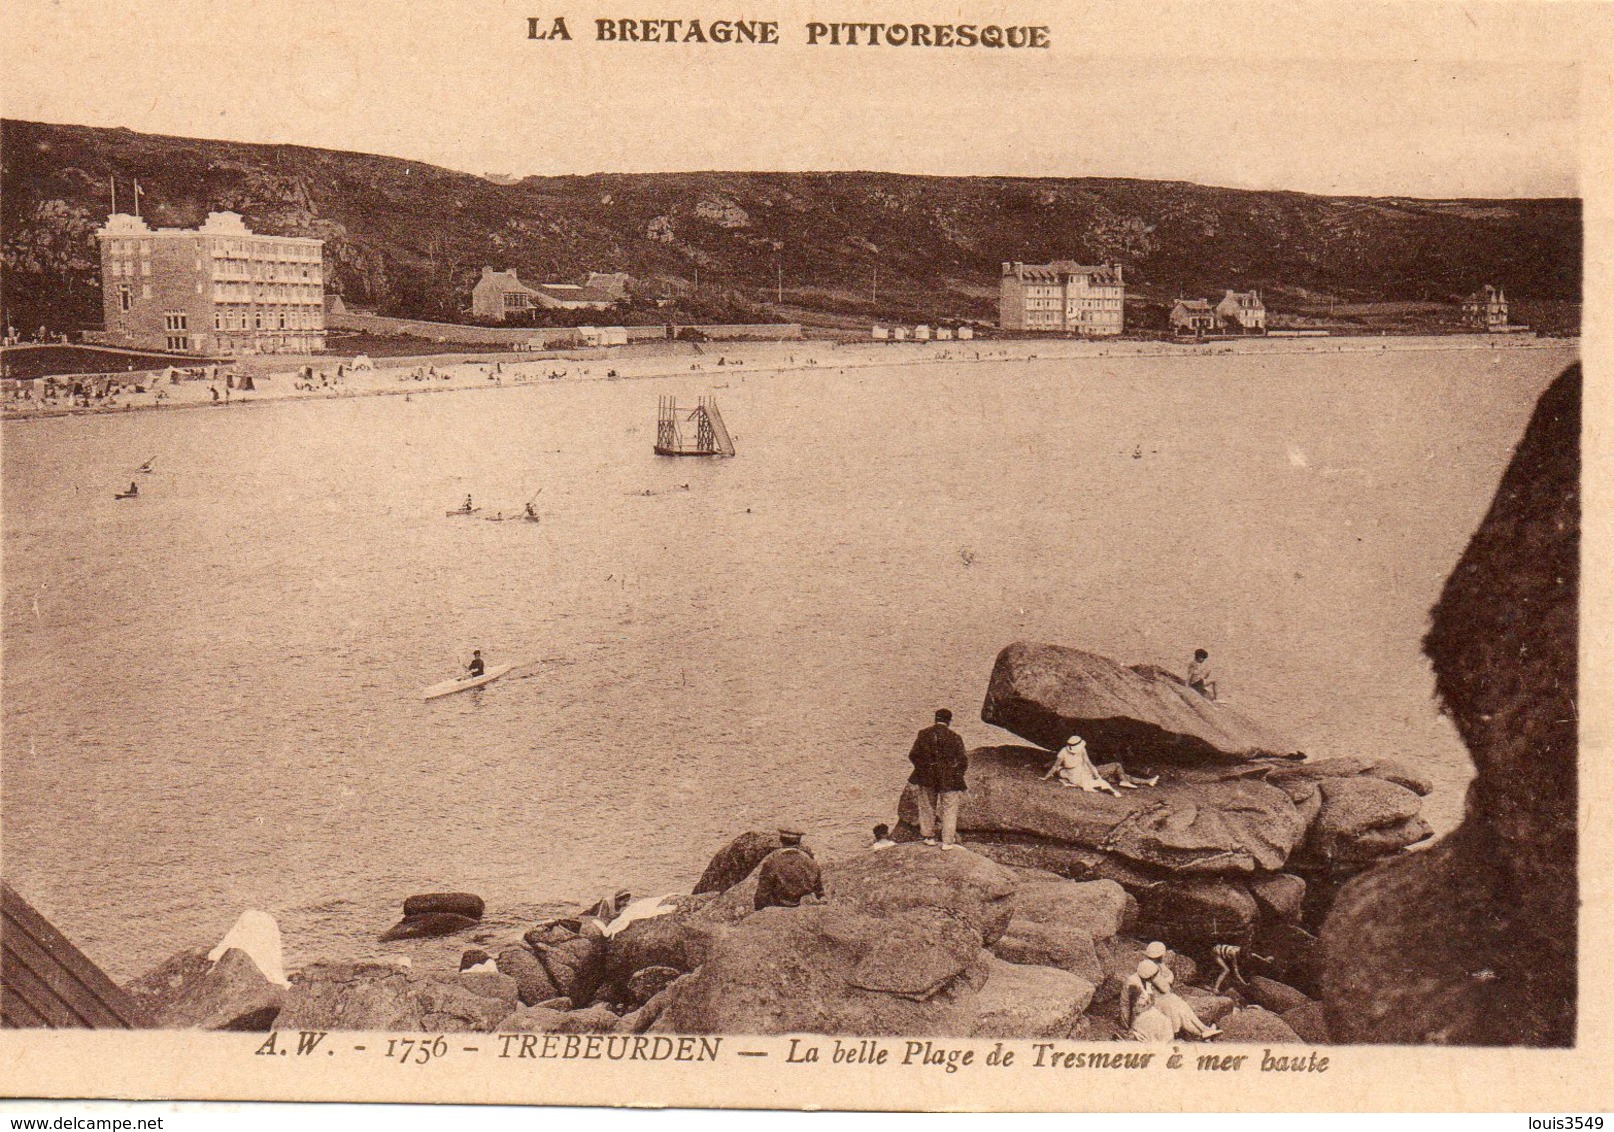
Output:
1 332 1580 424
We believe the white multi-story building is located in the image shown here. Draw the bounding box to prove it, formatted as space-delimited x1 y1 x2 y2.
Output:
95 211 325 355
999 260 1125 336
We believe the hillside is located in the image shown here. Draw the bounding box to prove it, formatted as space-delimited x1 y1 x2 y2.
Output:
1 119 1582 334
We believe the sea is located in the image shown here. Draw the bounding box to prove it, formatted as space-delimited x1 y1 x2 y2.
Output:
0 344 1575 981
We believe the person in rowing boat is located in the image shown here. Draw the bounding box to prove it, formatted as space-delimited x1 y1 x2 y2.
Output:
467 650 485 678
524 502 538 520
125 481 139 497
459 494 474 514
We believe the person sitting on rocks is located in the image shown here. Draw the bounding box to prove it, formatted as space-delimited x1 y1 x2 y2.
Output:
1123 960 1176 1042
1187 649 1217 700
1043 735 1156 794
753 829 824 911
1144 942 1221 1039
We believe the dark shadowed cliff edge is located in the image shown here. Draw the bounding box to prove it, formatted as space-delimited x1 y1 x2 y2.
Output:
1 119 1582 334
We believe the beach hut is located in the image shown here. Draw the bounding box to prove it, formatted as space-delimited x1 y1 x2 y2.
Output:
872 325 889 340
957 327 975 340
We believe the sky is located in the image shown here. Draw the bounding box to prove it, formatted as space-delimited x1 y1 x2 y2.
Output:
0 0 1598 198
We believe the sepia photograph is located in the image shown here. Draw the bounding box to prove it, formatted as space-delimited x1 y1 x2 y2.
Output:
0 0 1608 1112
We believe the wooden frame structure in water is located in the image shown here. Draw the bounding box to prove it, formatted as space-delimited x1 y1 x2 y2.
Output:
655 395 736 457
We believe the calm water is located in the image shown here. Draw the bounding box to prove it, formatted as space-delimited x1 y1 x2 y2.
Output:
1 346 1573 980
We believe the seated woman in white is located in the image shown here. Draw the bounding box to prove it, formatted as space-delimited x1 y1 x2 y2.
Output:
1042 735 1122 796
1145 944 1221 1039
1123 960 1176 1042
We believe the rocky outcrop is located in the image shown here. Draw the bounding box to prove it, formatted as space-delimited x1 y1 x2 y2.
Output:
273 962 517 1032
1319 365 1579 1047
651 903 991 1036
694 831 783 895
981 643 1302 763
1297 777 1432 865
972 956 1095 1038
380 912 481 942
826 843 1018 945
899 747 1309 875
1218 1006 1303 1044
523 919 608 1007
125 947 284 1031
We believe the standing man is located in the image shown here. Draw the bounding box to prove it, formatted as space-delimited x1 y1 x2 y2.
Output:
909 708 968 849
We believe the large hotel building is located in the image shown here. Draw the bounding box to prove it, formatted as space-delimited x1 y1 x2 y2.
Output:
95 211 326 355
999 260 1125 336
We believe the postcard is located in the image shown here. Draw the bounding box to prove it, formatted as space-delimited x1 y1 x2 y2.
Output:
1 0 1609 1112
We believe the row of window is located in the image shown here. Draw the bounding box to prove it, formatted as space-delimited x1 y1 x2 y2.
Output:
212 283 324 303
211 261 321 281
108 259 151 277
212 307 321 331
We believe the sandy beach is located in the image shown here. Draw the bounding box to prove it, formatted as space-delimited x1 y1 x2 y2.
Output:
0 331 1576 422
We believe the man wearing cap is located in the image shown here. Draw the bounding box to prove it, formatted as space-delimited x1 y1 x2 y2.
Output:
753 829 825 911
908 708 969 849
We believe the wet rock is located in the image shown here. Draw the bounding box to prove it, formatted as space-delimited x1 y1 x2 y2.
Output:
694 830 784 894
525 918 607 1005
274 963 424 1031
625 966 682 1010
126 947 283 1031
1178 988 1236 1026
1216 1006 1303 1044
1322 386 1580 1039
973 956 1095 1038
1281 1000 1330 1044
651 903 990 1036
556 1004 621 1034
846 914 981 997
1301 777 1426 863
900 747 1307 876
989 921 1102 985
1009 877 1132 944
416 972 517 1031
380 912 481 942
1131 877 1258 945
981 642 1302 763
1245 976 1312 1015
497 947 560 1007
827 842 1018 945
1247 874 1306 923
496 1005 569 1033
274 963 514 1032
403 893 485 920
1268 757 1432 797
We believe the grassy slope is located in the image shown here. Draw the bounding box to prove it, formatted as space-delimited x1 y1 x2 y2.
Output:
1 119 1582 334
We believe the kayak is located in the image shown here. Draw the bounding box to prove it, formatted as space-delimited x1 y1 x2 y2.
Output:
114 491 139 500
421 662 520 700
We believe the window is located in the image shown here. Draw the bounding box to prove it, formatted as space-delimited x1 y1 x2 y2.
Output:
166 335 189 351
278 311 286 329
164 312 188 331
215 310 223 330
119 285 132 311
142 284 152 299
254 311 262 329
141 260 151 276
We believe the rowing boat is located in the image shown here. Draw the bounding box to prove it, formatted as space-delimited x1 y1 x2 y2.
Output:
446 507 482 517
420 662 521 700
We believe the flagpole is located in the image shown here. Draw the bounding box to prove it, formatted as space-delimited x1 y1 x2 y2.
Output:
110 176 117 214
134 179 142 217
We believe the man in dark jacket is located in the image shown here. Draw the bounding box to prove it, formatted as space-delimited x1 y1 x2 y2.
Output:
753 829 824 911
909 708 968 849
